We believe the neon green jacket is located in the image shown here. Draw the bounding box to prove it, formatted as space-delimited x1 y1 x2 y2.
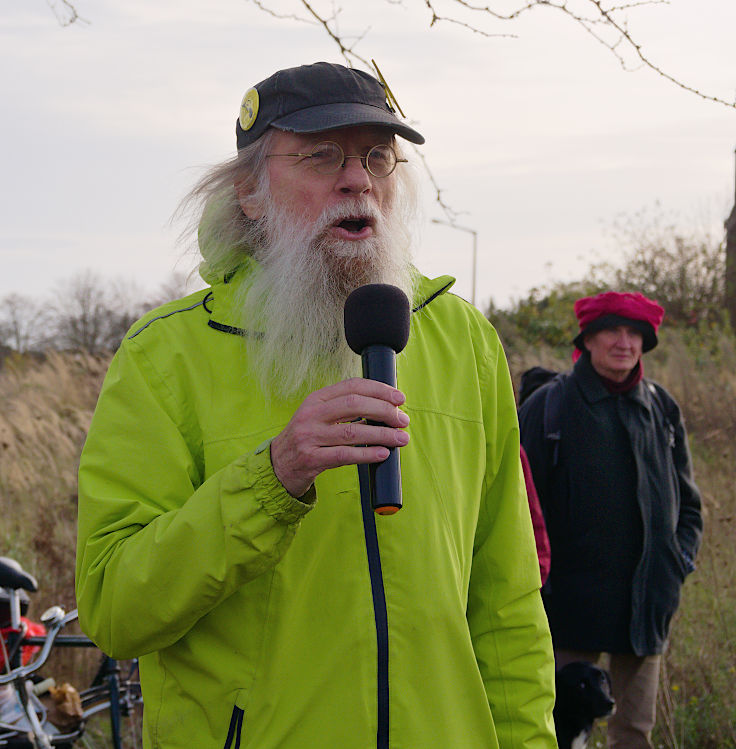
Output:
76 268 556 749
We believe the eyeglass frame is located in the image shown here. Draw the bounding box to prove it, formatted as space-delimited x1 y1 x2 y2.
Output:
265 140 407 178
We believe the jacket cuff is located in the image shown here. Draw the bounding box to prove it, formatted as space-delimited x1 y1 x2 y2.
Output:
236 447 316 525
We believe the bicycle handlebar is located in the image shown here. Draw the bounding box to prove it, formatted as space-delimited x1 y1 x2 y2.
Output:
0 608 80 685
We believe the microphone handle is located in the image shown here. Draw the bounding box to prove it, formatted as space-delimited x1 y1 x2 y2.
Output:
361 345 403 515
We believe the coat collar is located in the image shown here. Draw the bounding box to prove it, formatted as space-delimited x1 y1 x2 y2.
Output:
206 265 456 337
573 351 653 411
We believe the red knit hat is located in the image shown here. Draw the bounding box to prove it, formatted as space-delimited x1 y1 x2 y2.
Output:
573 291 664 353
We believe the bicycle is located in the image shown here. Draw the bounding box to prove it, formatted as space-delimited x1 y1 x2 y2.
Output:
0 557 142 749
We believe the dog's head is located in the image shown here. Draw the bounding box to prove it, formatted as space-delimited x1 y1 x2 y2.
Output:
555 661 616 721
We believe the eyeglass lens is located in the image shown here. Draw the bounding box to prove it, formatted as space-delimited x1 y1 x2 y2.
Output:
309 142 397 177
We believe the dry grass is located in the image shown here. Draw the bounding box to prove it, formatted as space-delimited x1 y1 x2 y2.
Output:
0 350 110 685
2 336 735 747
1 351 109 602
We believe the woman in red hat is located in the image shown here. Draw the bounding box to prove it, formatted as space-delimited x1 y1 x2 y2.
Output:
519 291 702 748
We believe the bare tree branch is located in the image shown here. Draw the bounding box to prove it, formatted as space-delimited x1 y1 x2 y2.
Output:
248 0 315 25
425 0 538 24
46 0 89 27
580 0 736 108
248 0 735 110
604 1 667 13
422 0 518 37
410 148 465 223
436 0 667 22
300 0 374 67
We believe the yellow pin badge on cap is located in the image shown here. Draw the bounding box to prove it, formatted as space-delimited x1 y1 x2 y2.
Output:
239 87 260 131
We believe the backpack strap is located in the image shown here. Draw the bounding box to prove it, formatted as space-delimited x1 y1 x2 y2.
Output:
540 375 674 471
542 374 566 468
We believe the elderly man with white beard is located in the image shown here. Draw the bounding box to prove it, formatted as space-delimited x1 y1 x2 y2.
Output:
75 62 556 749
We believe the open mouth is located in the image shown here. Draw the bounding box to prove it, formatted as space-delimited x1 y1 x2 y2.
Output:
335 215 373 234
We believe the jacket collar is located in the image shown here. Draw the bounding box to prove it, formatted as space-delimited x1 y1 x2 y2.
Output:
574 351 652 410
206 265 456 336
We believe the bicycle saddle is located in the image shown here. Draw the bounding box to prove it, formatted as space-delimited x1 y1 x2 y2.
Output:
0 557 38 592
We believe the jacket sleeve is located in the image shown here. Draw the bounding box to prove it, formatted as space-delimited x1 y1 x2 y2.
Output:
662 388 703 572
75 337 315 659
467 340 557 748
520 446 551 585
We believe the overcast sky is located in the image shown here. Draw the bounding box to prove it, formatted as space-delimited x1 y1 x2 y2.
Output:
2 0 735 309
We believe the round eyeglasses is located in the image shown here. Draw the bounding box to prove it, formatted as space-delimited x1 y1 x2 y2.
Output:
266 141 407 178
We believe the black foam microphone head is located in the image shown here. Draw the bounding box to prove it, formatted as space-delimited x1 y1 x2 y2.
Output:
344 284 411 354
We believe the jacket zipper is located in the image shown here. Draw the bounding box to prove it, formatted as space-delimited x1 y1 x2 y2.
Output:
358 464 390 749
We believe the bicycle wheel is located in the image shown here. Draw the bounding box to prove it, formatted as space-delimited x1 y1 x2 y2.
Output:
77 679 142 749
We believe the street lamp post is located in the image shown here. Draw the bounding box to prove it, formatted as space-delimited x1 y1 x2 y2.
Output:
431 219 478 306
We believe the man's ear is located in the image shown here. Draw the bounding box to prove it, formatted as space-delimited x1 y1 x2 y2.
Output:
236 177 263 220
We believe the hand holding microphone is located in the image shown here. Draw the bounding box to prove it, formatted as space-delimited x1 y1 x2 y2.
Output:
269 284 410 501
344 284 411 515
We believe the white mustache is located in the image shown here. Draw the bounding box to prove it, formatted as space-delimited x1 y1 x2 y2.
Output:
312 199 382 236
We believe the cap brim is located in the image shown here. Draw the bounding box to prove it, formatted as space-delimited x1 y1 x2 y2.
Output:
271 102 425 144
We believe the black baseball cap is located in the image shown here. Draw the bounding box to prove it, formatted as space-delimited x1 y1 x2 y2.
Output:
235 62 425 149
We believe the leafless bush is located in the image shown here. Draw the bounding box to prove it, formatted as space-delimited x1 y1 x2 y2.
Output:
0 294 50 353
0 271 197 358
590 206 726 327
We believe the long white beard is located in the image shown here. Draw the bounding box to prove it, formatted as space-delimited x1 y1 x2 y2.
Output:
238 196 416 400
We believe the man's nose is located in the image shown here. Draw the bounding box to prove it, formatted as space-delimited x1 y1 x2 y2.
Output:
335 156 372 195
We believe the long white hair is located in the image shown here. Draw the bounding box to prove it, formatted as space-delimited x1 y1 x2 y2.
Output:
176 130 276 281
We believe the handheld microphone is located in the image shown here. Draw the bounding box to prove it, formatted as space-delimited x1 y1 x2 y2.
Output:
344 284 411 515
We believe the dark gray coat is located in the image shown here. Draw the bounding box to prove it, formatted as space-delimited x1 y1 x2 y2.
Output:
519 352 702 655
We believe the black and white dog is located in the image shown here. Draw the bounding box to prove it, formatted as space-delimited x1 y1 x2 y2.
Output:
554 661 616 749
